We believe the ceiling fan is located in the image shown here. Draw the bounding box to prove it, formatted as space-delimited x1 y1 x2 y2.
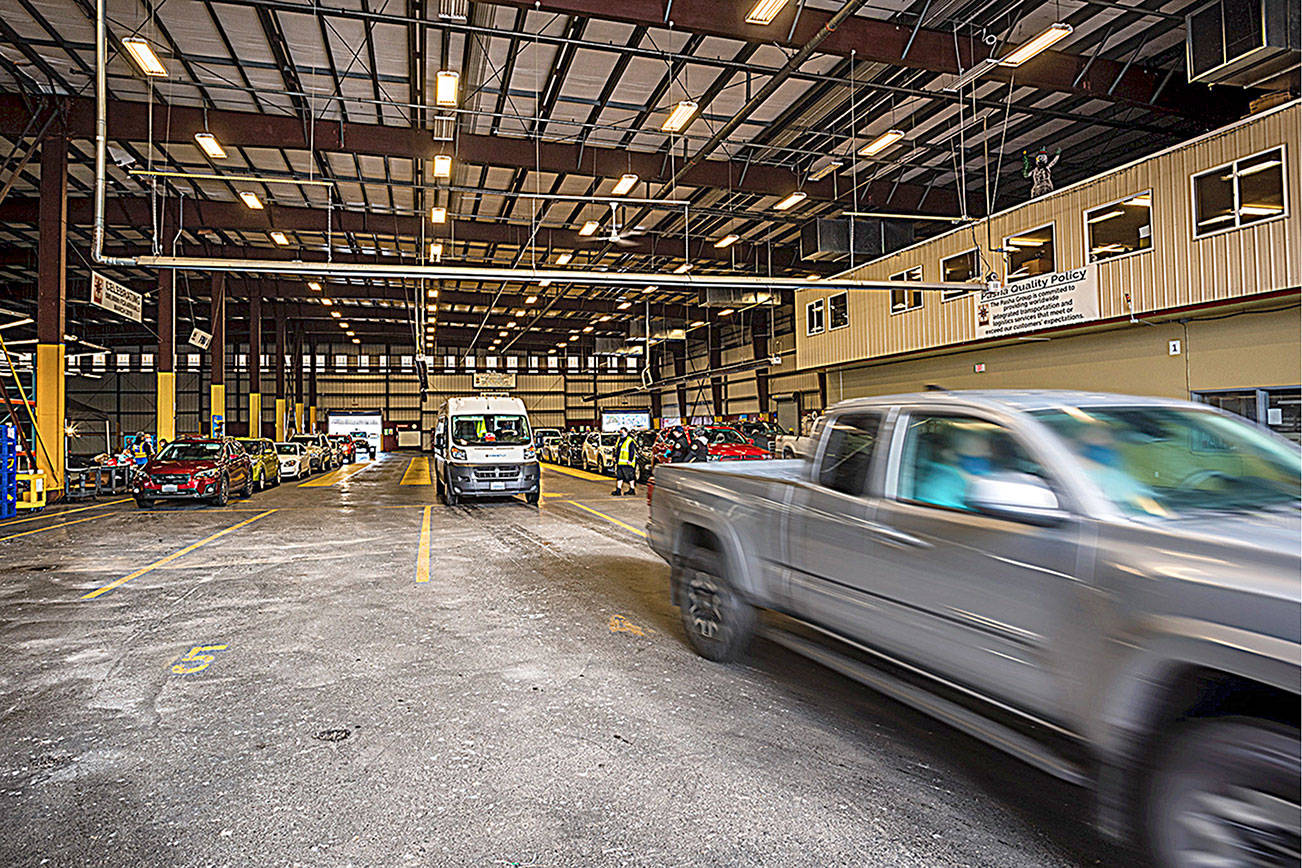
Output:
579 202 649 247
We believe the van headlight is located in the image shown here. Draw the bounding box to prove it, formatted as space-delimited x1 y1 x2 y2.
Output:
450 446 467 461
523 447 536 460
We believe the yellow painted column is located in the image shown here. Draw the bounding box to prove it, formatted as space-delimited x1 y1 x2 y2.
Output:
275 398 287 441
309 405 318 433
248 392 262 438
34 342 65 490
156 371 176 443
294 401 304 434
210 384 226 436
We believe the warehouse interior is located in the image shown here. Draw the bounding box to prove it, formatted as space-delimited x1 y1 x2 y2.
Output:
0 0 1299 864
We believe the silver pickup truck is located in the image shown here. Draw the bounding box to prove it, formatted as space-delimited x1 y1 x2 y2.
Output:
647 390 1300 867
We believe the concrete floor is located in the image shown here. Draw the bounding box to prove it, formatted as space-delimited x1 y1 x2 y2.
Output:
0 453 1125 866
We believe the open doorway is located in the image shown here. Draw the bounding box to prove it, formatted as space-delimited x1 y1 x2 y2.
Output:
325 411 383 457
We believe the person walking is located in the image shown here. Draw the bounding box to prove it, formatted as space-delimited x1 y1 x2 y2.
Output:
611 427 637 496
688 427 710 462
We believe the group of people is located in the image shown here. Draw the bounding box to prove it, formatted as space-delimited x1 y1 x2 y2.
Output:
608 425 713 497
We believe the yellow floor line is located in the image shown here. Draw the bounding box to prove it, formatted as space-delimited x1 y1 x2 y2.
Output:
0 498 132 529
0 513 115 543
400 456 431 485
541 462 609 483
298 460 372 487
562 500 647 538
81 509 278 600
415 505 432 583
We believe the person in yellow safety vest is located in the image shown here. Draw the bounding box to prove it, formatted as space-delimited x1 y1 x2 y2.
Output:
475 417 487 440
612 427 637 496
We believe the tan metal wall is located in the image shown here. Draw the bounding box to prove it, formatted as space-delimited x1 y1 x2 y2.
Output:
797 101 1301 371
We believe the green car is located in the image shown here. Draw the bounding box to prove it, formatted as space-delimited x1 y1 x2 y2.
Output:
234 437 281 490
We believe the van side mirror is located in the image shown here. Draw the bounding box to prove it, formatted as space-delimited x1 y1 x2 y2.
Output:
965 473 1067 526
435 433 446 449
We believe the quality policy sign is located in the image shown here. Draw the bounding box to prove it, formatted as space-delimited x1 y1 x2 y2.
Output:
90 271 143 323
975 266 1099 339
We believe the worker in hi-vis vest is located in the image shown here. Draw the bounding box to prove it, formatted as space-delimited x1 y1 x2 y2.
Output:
612 427 637 496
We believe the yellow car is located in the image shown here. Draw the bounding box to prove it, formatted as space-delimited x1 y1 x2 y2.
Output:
234 437 281 490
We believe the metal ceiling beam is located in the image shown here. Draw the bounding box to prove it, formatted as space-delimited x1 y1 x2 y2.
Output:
489 0 1243 122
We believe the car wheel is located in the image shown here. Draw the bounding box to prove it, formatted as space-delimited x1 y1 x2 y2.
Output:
134 497 152 509
525 488 539 506
253 469 264 492
240 472 254 498
673 545 756 663
211 474 229 506
1145 717 1300 868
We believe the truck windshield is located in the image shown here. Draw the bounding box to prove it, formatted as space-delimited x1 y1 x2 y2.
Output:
452 414 531 446
1031 405 1300 517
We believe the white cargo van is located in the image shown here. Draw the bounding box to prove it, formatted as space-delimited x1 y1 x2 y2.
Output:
433 395 540 505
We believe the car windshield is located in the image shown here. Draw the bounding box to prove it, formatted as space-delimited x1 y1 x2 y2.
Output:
290 435 317 445
157 441 222 461
275 444 301 455
452 414 531 446
708 429 748 446
599 433 619 445
1032 405 1301 517
637 431 658 446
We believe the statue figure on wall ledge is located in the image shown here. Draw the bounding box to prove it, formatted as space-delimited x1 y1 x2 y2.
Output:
1023 147 1061 198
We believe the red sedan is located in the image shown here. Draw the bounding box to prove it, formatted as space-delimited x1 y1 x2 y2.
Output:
652 426 771 465
133 438 254 508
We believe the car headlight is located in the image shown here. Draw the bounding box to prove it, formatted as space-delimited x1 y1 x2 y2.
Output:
450 446 467 461
194 467 220 479
523 447 536 460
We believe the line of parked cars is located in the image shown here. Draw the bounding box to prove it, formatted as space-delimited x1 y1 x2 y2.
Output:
537 425 774 483
131 431 371 507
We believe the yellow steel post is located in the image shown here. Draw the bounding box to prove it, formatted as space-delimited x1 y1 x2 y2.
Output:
156 371 176 442
275 398 286 441
210 384 226 436
248 392 261 438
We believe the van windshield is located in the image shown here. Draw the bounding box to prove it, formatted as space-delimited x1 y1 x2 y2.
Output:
452 414 531 446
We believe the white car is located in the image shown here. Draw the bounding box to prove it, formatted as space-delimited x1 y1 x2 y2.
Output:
582 432 620 474
275 441 308 479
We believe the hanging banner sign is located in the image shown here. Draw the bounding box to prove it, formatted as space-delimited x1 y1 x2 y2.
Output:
975 266 1099 339
188 328 213 350
89 271 142 322
473 371 516 390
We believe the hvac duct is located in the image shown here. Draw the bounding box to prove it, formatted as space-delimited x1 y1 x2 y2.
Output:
1186 0 1300 88
800 217 915 262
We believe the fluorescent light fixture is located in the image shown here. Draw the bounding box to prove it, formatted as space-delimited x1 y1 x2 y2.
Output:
612 174 639 196
307 281 322 292
525 295 537 304
690 320 705 328
999 23 1073 67
858 129 905 157
1087 209 1124 224
1240 204 1284 216
807 160 843 182
346 330 355 337
239 191 264 210
339 321 349 328
1197 213 1235 227
352 338 360 344
673 263 692 274
430 242 444 260
122 37 167 77
578 221 600 236
745 0 791 25
774 191 807 211
616 301 631 310
432 154 453 178
435 70 459 107
555 252 573 265
539 279 553 287
428 289 439 298
582 326 594 333
321 298 333 306
597 315 611 322
719 308 734 316
1239 159 1282 176
430 206 447 223
806 274 820 281
644 285 658 292
714 234 740 248
1006 235 1047 246
193 132 227 159
331 311 342 318
269 231 289 246
661 100 698 133
499 330 508 337
1122 193 1151 207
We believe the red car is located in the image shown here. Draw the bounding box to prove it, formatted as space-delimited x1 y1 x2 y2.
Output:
133 437 254 508
652 426 771 465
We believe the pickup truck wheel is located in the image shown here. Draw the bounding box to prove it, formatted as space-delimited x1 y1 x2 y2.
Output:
1145 717 1300 868
676 548 755 663
782 448 794 459
134 497 153 508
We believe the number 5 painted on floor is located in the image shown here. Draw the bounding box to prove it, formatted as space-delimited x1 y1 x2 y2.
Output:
171 644 229 675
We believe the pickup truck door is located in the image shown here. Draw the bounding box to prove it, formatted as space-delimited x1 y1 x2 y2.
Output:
870 410 1081 719
787 411 893 637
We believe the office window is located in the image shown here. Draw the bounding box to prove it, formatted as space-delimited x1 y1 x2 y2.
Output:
828 293 849 329
941 249 980 300
1004 224 1056 279
1193 147 1286 236
889 266 923 313
806 298 825 335
1086 191 1153 262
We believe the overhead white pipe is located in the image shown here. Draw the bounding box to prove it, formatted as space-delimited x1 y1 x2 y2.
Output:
93 0 135 267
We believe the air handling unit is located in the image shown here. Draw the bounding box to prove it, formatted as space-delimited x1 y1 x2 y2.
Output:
800 217 915 262
1186 0 1300 88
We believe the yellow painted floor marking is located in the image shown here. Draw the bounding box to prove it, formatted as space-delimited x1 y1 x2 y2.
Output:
0 498 132 528
0 513 115 543
608 614 652 636
540 462 609 482
541 492 571 498
400 456 432 486
81 509 278 600
415 505 432 583
562 500 647 538
298 460 372 487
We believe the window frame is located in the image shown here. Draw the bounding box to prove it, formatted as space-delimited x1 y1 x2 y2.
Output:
827 291 850 330
806 297 826 335
1190 145 1289 240
1003 222 1057 281
940 248 981 302
888 266 925 315
1083 189 1154 265
812 410 887 498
